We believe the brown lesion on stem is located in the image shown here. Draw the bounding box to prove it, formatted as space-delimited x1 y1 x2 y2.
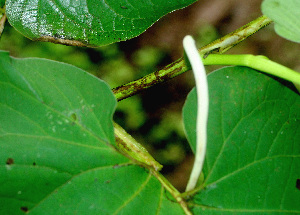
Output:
112 58 187 101
112 16 272 102
201 16 272 56
114 122 163 171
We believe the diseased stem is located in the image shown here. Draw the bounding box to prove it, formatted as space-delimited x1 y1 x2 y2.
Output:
113 16 272 101
113 57 188 101
114 122 162 171
114 122 191 214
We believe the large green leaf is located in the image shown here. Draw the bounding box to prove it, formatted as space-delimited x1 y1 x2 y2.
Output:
29 165 185 214
0 51 185 214
262 0 300 43
183 67 300 213
0 0 5 8
5 0 197 47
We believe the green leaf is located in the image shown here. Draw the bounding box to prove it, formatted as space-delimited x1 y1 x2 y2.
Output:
5 0 196 47
262 0 300 43
0 51 185 214
29 165 185 214
0 0 5 8
183 67 300 213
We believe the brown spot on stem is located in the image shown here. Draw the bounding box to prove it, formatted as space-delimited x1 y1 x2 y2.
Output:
115 136 132 153
6 158 14 165
112 59 186 101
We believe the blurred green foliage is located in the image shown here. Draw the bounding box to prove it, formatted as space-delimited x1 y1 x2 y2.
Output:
196 23 219 48
0 0 5 8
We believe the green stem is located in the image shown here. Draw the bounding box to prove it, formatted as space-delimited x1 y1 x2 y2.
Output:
203 54 300 85
113 15 272 101
114 123 192 214
114 122 162 171
112 57 188 101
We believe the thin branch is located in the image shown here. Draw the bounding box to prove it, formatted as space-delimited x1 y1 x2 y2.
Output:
114 122 162 171
113 16 272 101
203 54 300 85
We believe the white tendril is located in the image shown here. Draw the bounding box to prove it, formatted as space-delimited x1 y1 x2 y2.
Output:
183 36 209 192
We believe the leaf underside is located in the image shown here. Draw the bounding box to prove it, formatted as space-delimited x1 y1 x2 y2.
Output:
262 0 300 43
5 0 197 47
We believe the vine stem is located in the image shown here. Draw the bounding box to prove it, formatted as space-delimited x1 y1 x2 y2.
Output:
203 54 300 85
151 170 193 215
114 122 192 214
112 15 272 101
183 36 209 192
114 122 162 171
